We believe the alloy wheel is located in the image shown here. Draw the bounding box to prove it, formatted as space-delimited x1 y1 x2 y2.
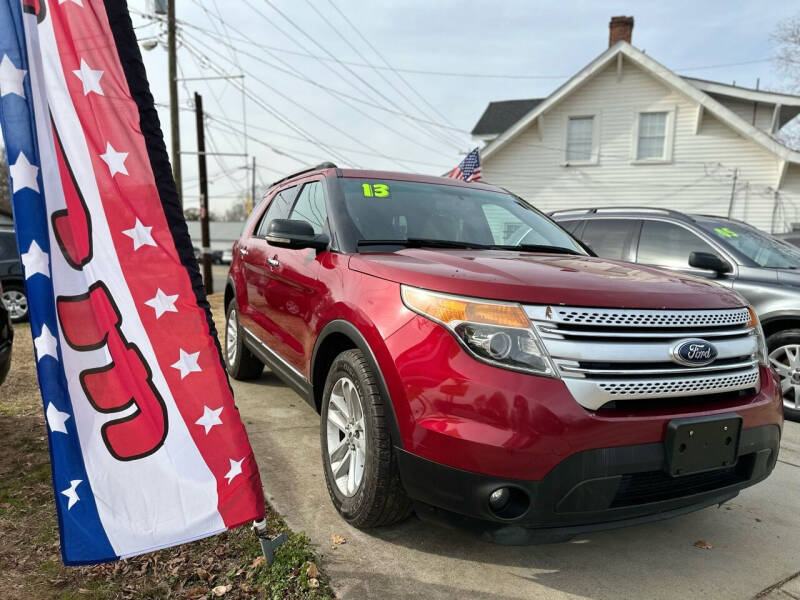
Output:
769 344 800 411
1 289 27 321
326 377 366 497
226 307 238 366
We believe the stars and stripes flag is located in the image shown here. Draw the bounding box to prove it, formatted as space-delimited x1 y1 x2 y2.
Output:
446 147 482 182
0 0 264 564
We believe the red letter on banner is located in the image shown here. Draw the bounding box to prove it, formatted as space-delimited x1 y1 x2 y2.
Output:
57 282 168 460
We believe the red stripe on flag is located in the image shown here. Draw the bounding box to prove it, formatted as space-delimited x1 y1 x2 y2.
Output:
47 0 263 528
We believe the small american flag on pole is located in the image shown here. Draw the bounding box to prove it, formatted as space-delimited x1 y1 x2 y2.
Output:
447 147 482 182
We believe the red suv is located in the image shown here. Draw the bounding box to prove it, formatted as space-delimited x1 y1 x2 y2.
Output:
225 164 782 543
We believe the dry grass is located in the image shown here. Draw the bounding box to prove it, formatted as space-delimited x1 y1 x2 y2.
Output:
0 293 332 599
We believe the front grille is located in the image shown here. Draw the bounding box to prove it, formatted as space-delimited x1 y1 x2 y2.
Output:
609 458 752 508
525 305 759 410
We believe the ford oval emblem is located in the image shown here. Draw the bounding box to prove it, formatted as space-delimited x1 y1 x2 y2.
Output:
671 339 718 367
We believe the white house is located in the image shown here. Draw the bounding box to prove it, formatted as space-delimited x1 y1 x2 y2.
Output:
472 17 800 233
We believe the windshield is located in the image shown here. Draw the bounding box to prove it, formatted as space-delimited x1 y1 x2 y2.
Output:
696 218 800 269
340 178 584 254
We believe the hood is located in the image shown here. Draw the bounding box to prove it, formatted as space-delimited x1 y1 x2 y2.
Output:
349 249 746 310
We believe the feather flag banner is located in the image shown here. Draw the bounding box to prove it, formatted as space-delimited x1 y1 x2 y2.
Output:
0 0 265 564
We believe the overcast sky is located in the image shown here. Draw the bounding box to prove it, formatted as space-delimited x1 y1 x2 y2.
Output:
4 1 799 215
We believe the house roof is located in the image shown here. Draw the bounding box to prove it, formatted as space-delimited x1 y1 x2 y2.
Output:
471 99 543 136
480 41 800 169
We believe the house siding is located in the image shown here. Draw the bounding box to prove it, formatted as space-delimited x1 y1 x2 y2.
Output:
483 58 800 233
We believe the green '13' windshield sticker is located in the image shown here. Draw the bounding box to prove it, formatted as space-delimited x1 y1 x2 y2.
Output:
714 227 739 239
362 183 391 198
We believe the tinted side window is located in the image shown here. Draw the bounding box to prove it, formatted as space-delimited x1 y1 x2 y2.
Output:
289 181 327 234
578 219 637 260
637 221 715 268
558 220 582 234
0 232 19 260
255 185 297 236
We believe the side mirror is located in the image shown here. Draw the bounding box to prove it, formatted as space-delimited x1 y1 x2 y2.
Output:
265 219 329 251
689 251 731 274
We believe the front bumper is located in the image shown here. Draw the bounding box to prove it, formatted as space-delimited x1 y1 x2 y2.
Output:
397 423 780 544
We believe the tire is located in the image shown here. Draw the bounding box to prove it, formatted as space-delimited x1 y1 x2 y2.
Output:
1 284 28 323
766 329 800 422
320 349 412 528
224 301 263 380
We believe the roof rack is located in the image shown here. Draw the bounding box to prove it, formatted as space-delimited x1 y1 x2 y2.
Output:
549 206 694 221
269 162 338 189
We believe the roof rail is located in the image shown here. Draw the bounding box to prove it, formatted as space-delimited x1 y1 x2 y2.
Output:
549 206 693 220
269 162 338 189
691 213 751 226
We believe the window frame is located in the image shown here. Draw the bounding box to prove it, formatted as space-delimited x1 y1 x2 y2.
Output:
563 114 600 166
631 107 676 164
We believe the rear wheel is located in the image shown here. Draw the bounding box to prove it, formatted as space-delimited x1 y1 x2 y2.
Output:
767 329 800 422
224 302 263 380
1 284 28 323
320 349 412 528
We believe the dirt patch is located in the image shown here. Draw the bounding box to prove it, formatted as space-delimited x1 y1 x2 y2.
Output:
0 293 332 599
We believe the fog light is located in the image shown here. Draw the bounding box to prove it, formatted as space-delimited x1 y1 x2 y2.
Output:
489 487 511 511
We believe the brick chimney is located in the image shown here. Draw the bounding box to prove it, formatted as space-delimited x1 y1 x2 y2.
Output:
609 16 634 46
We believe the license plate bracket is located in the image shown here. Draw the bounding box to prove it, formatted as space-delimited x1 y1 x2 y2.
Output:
665 414 742 477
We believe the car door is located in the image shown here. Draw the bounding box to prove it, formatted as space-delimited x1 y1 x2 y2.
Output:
259 179 330 375
574 218 640 262
239 184 298 346
634 219 733 286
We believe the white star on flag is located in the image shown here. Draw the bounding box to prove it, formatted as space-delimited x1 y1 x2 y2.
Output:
0 54 26 98
72 58 104 96
171 349 201 379
224 458 244 484
61 479 82 510
9 151 39 194
46 402 71 434
58 0 84 5
144 289 178 319
195 406 223 434
21 240 50 279
122 218 156 250
34 324 59 362
99 142 129 177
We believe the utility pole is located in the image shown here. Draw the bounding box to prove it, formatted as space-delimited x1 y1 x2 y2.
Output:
250 156 256 216
726 168 739 218
194 92 213 295
168 0 182 207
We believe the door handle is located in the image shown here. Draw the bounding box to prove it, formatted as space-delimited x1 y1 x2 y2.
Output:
267 257 280 268
239 247 248 256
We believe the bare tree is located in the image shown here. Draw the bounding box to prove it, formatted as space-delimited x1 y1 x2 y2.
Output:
774 14 800 150
224 201 248 222
0 148 11 218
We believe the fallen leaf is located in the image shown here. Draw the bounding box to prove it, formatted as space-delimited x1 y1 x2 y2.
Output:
196 567 210 581
212 584 232 596
755 518 762 522
694 540 712 550
251 556 266 569
331 535 346 549
308 578 319 588
306 562 319 579
183 587 206 600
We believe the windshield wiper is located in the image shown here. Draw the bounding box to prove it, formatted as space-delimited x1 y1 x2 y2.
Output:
357 238 490 250
491 243 584 256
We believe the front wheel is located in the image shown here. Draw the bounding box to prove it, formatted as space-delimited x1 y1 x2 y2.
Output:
767 329 800 422
1 284 28 323
320 349 412 528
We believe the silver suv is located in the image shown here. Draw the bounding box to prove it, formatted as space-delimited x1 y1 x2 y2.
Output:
551 207 800 420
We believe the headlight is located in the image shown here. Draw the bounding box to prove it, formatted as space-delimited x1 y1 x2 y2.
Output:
401 285 556 377
747 307 768 367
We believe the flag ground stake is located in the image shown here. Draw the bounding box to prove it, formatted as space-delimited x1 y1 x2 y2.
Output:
252 519 287 566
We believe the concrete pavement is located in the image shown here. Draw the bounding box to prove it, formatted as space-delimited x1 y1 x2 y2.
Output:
233 370 800 600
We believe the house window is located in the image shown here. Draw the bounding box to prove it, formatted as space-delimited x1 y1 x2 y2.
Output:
566 116 595 163
636 111 668 160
